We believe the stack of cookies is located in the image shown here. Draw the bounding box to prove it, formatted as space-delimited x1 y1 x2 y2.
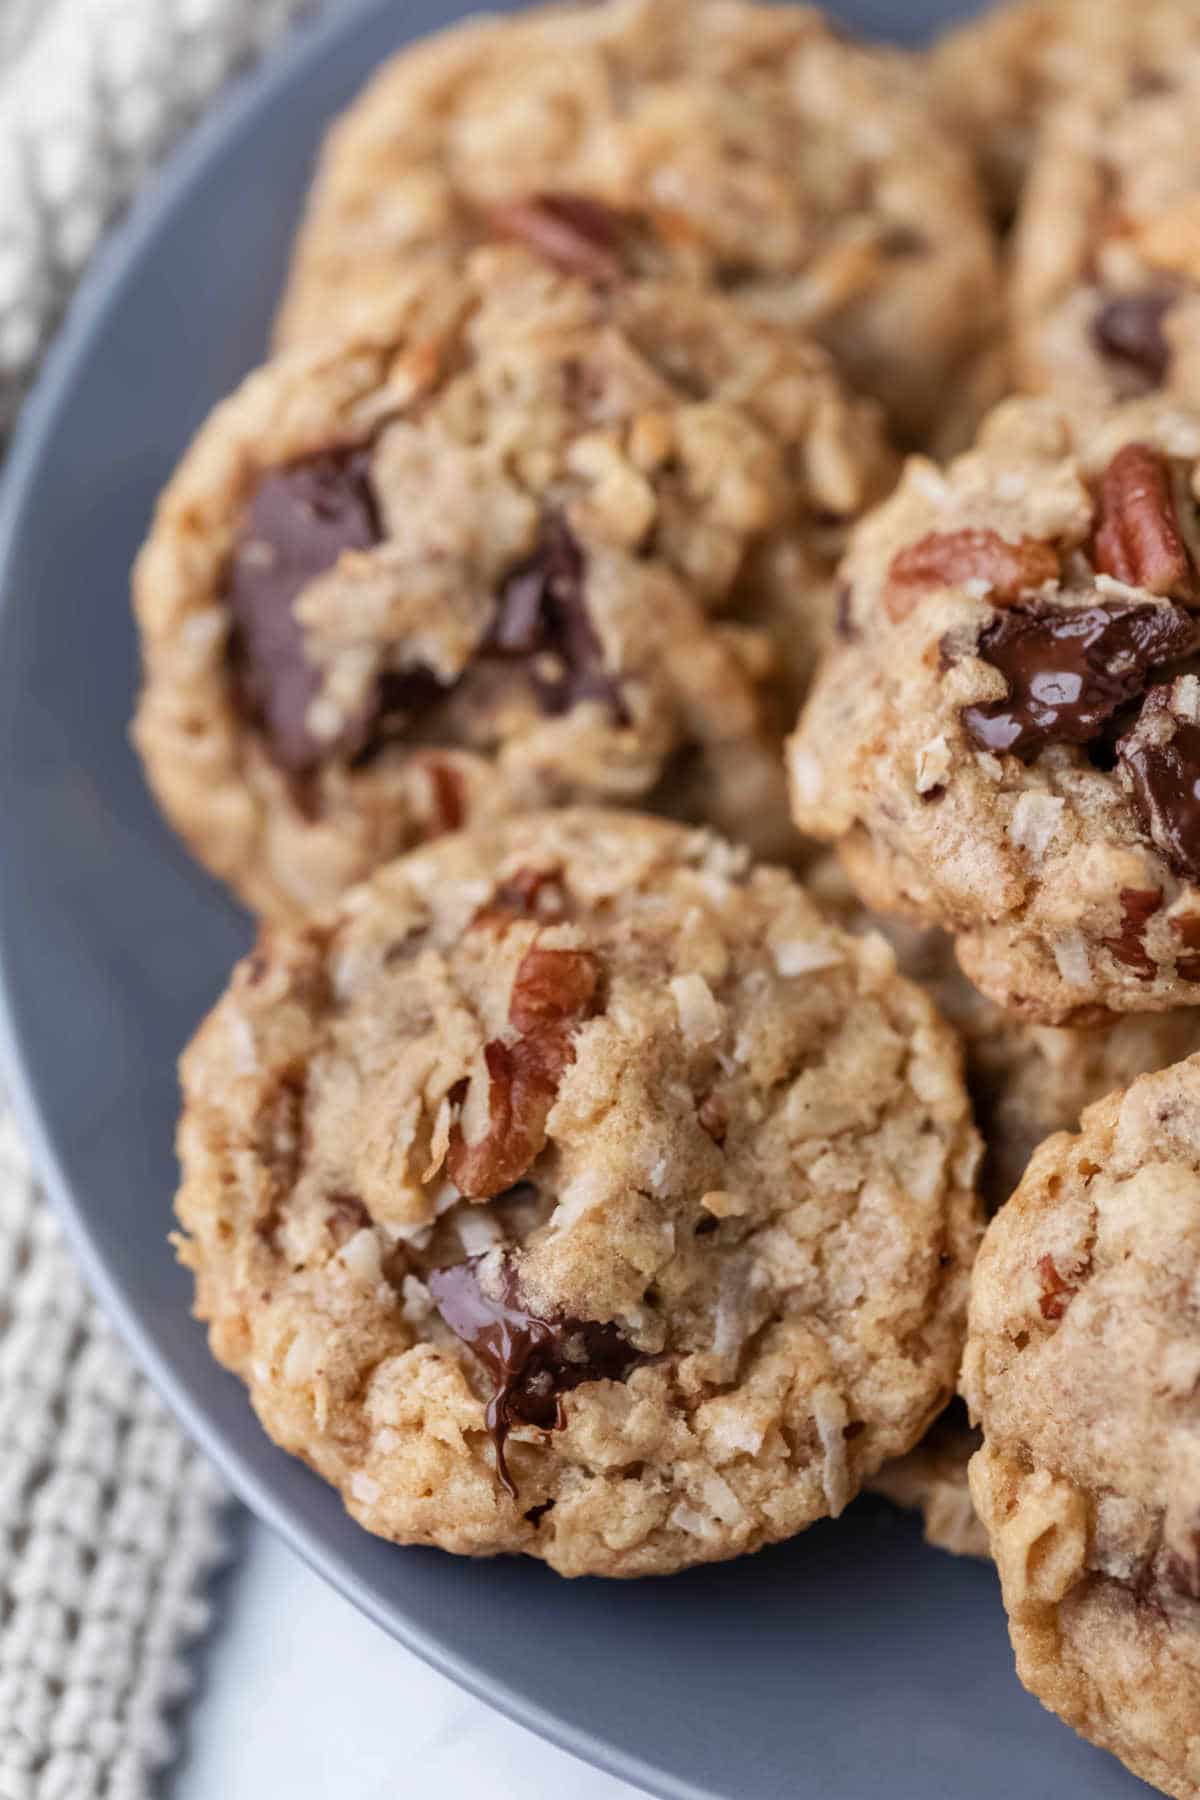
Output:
130 1 1200 1792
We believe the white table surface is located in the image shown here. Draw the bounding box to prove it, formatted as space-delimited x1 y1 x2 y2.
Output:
176 1519 643 1800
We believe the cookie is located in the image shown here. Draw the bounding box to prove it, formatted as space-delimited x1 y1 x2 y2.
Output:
963 1055 1200 1798
790 395 1200 1022
1012 61 1200 414
930 0 1200 219
274 0 999 447
810 855 1200 1557
175 809 982 1577
810 854 1200 1210
868 1400 986 1560
134 246 892 920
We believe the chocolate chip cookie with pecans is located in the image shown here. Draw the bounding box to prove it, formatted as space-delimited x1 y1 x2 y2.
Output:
790 396 1200 1021
1011 52 1200 416
929 0 1200 221
810 853 1200 1557
274 0 1000 448
134 245 892 920
964 1053 1200 1798
174 810 981 1577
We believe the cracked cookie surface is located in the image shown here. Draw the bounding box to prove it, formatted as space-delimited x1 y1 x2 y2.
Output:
135 246 891 920
790 396 1200 1021
175 809 981 1577
964 1055 1200 1798
274 0 999 447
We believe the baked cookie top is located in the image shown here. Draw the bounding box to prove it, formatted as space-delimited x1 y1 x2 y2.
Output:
275 0 999 446
790 395 1200 1022
930 0 1200 218
175 810 981 1577
964 1054 1200 1797
135 246 891 920
1012 52 1200 415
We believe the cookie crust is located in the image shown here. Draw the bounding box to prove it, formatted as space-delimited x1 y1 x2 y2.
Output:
964 1055 1200 1797
176 810 981 1577
790 396 1200 1021
135 248 890 919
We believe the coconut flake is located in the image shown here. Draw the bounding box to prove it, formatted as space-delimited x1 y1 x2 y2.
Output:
1053 932 1091 988
283 1327 323 1387
914 733 952 794
1008 792 1065 862
670 973 724 1047
455 1206 503 1255
812 1384 852 1515
772 937 844 976
789 745 824 808
338 1228 384 1285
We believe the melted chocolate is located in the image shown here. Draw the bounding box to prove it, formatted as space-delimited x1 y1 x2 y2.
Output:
229 481 625 779
960 601 1197 760
489 515 629 721
428 1254 646 1495
1118 687 1200 883
227 451 381 773
1091 291 1173 388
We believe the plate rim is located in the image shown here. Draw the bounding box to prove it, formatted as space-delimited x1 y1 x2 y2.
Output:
0 3 690 1793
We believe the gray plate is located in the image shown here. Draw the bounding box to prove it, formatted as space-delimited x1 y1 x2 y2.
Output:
0 2 1154 1796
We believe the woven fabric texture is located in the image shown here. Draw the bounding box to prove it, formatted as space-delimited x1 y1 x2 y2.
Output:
0 3 328 1794
0 0 316 438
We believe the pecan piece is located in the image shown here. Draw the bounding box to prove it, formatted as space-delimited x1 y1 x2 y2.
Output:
488 193 626 284
473 866 569 931
885 529 1059 622
1093 443 1196 599
422 758 467 833
447 945 601 1197
1037 1253 1076 1321
1100 886 1163 979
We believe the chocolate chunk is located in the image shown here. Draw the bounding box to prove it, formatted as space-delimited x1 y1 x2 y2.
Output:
428 1253 646 1494
230 465 625 781
227 451 381 773
488 193 626 284
1100 886 1163 979
1091 291 1173 388
959 600 1198 760
1118 686 1200 883
490 515 629 721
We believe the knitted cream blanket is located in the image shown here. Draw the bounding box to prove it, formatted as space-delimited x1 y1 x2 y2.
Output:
0 5 322 1794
